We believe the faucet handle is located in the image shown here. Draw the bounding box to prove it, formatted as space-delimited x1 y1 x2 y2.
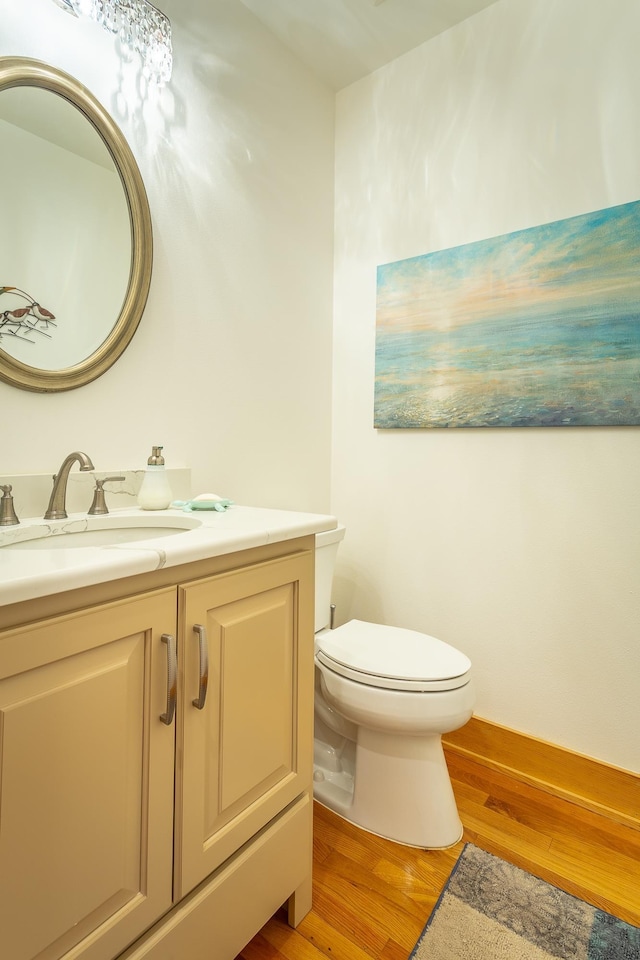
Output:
0 484 20 526
88 476 126 516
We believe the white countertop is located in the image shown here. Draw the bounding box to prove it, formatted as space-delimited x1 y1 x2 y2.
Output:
0 505 337 608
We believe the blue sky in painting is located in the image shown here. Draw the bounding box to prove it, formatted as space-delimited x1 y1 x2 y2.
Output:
376 201 640 335
374 200 640 427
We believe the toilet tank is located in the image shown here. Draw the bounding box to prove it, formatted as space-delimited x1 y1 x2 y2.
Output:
314 525 346 632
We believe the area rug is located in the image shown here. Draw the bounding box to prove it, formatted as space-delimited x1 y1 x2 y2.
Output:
410 844 640 960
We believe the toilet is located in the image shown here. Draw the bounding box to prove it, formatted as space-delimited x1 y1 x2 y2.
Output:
313 526 474 849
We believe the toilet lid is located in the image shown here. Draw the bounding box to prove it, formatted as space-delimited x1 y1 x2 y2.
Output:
316 619 471 692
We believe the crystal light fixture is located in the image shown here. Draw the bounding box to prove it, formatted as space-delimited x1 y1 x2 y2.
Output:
52 0 172 83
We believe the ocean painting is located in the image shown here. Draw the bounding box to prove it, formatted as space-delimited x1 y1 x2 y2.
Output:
374 200 640 428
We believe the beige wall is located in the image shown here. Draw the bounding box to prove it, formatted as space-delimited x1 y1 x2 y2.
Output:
332 0 640 773
0 0 334 513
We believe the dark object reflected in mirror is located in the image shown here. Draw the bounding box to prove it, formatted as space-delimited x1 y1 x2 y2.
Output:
0 57 152 392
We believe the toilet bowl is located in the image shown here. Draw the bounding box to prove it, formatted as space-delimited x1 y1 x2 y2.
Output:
313 527 475 849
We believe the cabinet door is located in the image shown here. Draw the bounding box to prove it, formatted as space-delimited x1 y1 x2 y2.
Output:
0 589 176 960
175 550 314 898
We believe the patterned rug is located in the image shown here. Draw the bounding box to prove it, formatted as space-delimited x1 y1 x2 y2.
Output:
410 844 640 960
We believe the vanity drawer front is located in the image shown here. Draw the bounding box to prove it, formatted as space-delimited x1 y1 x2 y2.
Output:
174 549 314 898
118 793 312 960
0 589 176 960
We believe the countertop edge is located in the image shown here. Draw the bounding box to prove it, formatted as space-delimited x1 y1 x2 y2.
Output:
0 506 337 610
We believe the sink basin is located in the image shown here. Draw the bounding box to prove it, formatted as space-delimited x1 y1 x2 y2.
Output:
2 515 201 551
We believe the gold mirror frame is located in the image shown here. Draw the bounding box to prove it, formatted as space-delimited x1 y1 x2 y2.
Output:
0 57 152 392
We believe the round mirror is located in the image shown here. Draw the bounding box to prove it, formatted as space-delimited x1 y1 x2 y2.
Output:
0 58 152 392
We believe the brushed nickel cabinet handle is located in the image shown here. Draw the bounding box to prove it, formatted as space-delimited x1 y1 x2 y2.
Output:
160 633 177 725
192 623 209 710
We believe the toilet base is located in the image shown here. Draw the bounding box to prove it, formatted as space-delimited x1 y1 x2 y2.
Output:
313 728 464 849
313 738 355 811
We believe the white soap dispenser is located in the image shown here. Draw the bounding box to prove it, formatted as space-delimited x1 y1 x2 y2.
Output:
138 445 172 510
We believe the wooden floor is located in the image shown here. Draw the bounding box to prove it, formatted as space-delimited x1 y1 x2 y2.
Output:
238 750 640 960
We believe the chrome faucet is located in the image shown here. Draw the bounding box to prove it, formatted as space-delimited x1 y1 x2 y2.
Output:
0 485 19 526
44 451 95 520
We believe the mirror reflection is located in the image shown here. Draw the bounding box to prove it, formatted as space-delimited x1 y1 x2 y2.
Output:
0 87 131 371
0 57 152 393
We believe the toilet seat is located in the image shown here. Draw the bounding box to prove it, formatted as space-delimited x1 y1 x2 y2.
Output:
316 619 471 692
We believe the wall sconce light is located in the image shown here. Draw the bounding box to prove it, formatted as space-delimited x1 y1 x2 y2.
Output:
51 0 172 83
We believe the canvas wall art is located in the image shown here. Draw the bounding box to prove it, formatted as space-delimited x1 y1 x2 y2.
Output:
374 200 640 428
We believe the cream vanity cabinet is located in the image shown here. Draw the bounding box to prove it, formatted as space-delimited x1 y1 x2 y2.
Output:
0 538 315 960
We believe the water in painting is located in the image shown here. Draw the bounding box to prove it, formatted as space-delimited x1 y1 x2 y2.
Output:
374 200 640 428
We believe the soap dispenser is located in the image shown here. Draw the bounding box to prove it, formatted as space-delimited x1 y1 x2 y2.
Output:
138 446 172 510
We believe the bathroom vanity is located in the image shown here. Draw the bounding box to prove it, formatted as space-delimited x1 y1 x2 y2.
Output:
0 505 336 960
0 52 333 959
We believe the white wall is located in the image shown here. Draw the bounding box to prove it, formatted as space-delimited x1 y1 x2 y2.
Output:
0 0 334 513
4 0 638 776
332 0 640 773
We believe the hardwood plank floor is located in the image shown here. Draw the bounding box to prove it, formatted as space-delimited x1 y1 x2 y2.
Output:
237 751 640 960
